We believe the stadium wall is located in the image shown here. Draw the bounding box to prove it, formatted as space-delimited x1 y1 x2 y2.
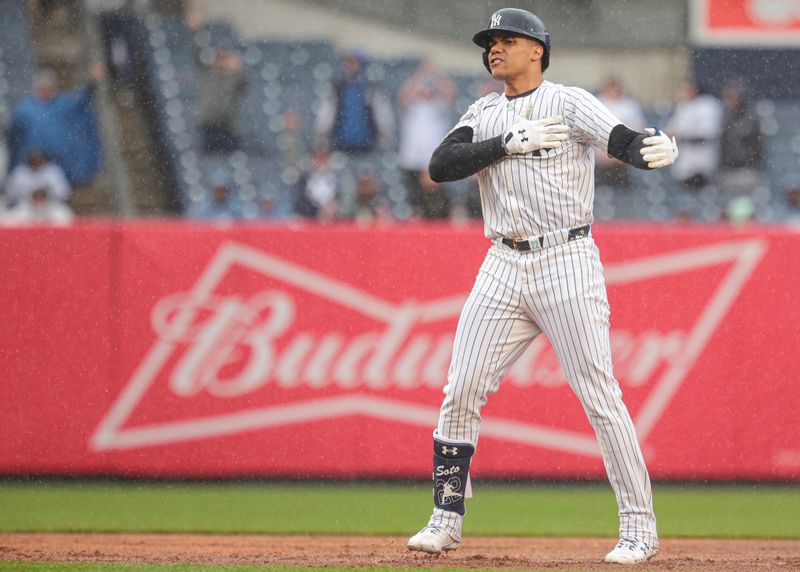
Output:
1 221 799 480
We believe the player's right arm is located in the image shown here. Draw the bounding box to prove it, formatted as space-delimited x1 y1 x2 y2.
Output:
429 96 567 182
428 125 506 182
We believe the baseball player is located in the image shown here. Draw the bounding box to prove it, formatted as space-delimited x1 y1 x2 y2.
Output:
407 8 678 565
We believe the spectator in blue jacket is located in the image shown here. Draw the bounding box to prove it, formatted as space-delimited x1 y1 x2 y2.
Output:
314 51 394 154
6 65 104 187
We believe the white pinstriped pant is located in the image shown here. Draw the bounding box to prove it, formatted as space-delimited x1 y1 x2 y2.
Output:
436 237 657 542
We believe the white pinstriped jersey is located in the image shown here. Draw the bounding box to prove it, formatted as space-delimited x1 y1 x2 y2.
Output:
452 80 622 239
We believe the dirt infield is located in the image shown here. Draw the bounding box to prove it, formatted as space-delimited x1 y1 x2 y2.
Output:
1 533 799 570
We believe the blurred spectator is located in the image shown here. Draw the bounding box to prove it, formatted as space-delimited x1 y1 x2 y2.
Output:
188 10 247 155
86 0 148 102
594 77 647 190
1 187 74 226
724 195 756 225
398 60 456 217
188 167 242 220
6 66 104 186
295 146 340 221
277 109 305 168
463 177 483 219
786 186 800 208
315 51 394 154
784 186 800 223
38 0 73 14
0 130 8 185
664 81 724 191
4 149 71 206
416 170 450 220
674 208 695 224
446 175 482 223
253 186 293 221
351 169 383 223
718 82 765 196
195 47 247 154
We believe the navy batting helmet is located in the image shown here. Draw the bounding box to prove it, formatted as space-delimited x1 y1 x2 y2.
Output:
472 8 550 73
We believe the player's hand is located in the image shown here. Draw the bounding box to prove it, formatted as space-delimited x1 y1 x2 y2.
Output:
503 109 568 155
641 128 679 168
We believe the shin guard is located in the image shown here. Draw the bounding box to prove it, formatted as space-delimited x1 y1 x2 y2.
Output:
432 437 475 516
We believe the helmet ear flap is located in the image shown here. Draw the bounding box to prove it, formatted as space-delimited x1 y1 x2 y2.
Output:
482 49 491 73
541 37 550 71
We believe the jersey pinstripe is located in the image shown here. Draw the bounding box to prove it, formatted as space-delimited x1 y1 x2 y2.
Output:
452 80 622 238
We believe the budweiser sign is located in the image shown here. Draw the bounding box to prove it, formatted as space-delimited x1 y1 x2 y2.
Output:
691 0 800 45
92 237 766 457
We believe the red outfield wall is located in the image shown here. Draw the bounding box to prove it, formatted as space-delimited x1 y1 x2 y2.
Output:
1 221 799 480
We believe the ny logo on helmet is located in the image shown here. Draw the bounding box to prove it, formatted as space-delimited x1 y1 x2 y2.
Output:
490 13 501 28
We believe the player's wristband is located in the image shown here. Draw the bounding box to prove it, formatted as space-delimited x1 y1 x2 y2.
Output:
607 123 650 170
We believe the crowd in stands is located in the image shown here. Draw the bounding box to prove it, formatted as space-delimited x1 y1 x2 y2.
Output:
158 11 799 226
2 4 800 226
663 78 769 222
0 61 104 226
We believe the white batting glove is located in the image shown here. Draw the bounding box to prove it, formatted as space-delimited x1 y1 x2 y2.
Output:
641 128 679 168
503 109 568 155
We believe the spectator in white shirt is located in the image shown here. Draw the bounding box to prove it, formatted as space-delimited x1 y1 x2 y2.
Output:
1 186 74 226
665 81 724 190
4 149 71 206
397 60 456 216
594 77 647 190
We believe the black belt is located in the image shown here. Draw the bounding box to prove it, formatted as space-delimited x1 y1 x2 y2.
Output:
501 225 590 252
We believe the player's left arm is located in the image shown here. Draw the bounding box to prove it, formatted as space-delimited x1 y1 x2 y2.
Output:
607 125 679 170
564 87 678 170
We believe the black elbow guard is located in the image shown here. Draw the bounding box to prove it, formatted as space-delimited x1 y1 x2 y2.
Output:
428 149 447 183
607 124 651 170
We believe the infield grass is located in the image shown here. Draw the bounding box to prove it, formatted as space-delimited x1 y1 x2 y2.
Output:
0 481 798 539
